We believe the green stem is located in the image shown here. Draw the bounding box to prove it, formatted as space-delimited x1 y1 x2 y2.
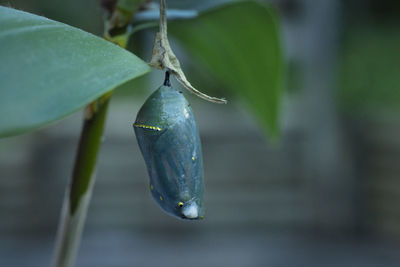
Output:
52 94 111 267
52 1 142 265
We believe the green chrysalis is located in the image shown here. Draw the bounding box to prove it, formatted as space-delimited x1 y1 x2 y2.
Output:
133 72 204 220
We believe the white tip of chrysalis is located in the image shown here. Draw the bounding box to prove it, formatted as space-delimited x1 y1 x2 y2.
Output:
182 202 199 219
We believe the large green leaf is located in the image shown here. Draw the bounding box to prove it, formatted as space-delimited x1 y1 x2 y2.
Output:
0 6 150 137
170 2 283 135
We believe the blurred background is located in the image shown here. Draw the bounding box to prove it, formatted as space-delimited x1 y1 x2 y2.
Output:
1 0 400 266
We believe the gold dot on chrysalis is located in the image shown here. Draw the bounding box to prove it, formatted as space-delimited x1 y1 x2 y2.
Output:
192 156 195 161
150 184 154 191
159 196 163 201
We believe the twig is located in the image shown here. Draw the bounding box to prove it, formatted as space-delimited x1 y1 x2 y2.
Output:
149 0 227 104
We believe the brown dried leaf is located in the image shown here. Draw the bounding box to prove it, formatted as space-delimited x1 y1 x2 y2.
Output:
149 0 227 104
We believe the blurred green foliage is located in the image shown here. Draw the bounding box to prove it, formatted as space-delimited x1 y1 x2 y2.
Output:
170 2 283 136
339 23 400 112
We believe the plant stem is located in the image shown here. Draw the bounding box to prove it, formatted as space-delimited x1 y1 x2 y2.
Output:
51 93 111 267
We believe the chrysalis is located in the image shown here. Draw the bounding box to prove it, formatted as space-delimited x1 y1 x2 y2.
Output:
133 72 204 220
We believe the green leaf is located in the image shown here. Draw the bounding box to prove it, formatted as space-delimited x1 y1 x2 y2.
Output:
0 6 151 138
169 1 283 136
